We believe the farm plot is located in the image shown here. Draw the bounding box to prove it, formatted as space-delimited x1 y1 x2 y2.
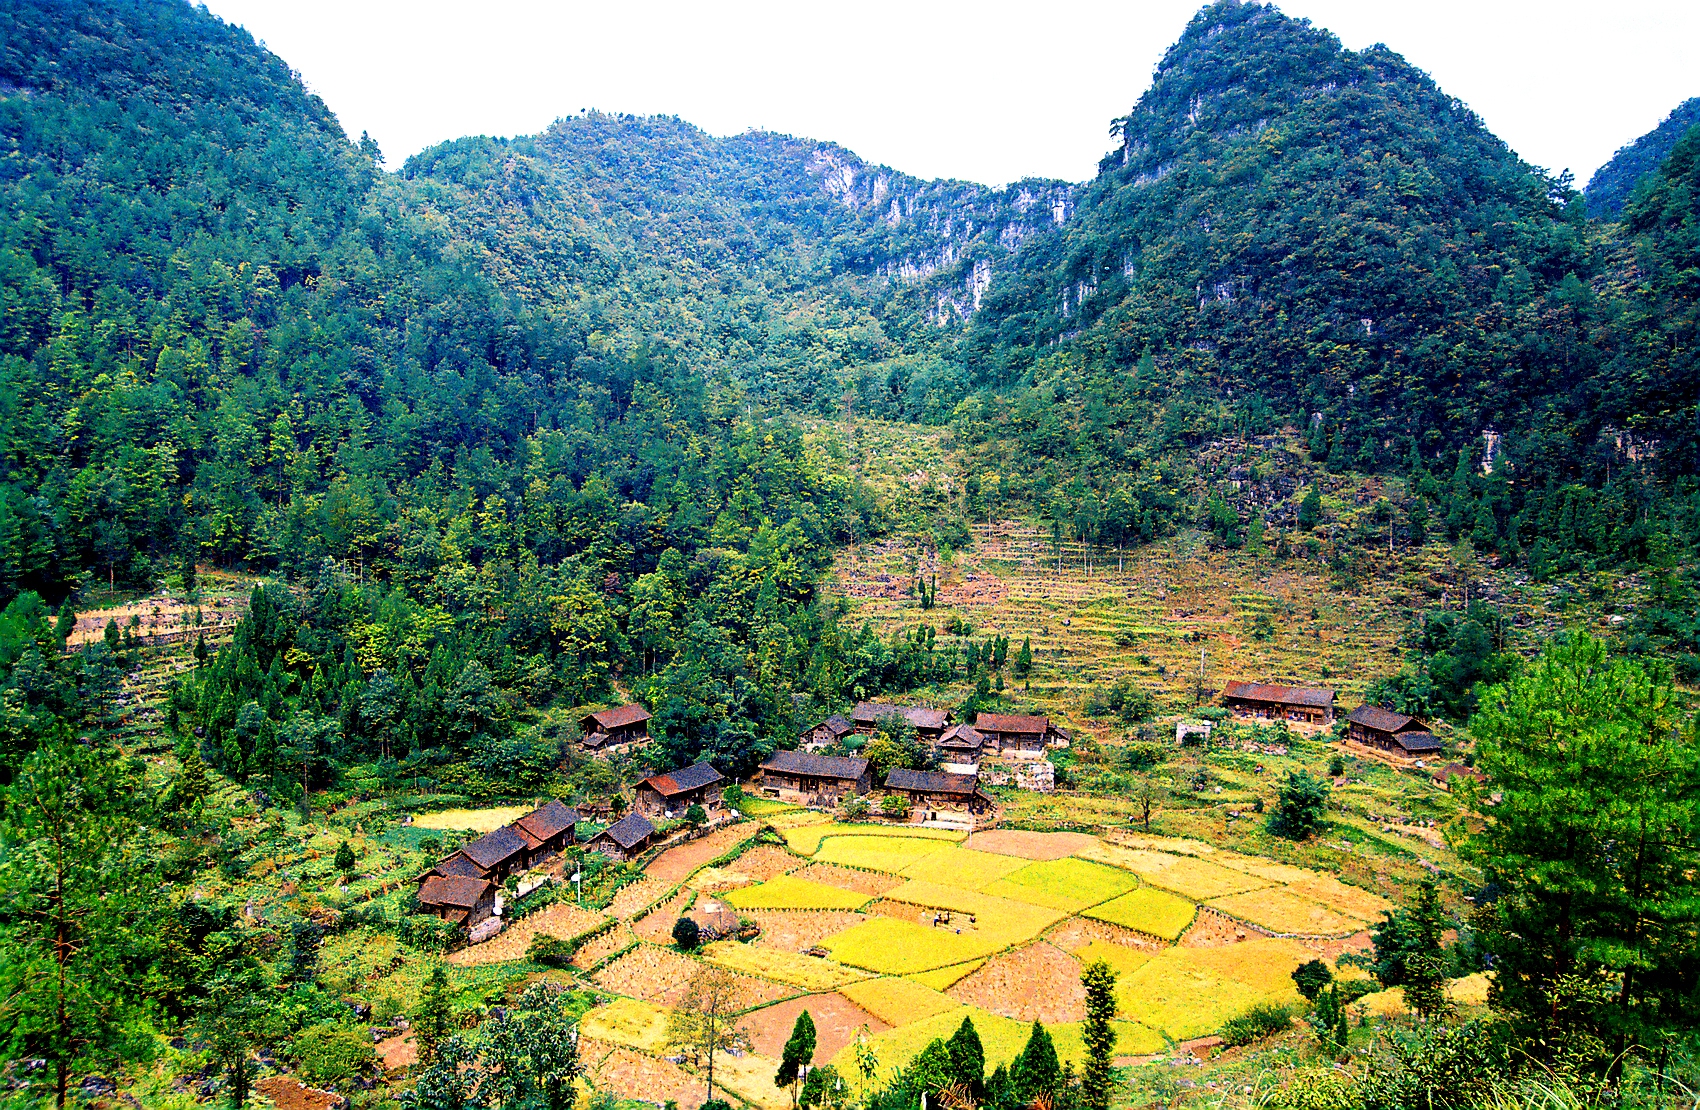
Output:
984 857 1138 912
739 993 891 1065
580 997 672 1052
577 1040 702 1110
1077 843 1271 900
1207 887 1366 937
899 846 1029 889
445 903 607 965
909 960 985 990
721 844 806 883
646 824 763 883
882 882 1066 945
572 925 633 970
592 944 705 1002
1072 940 1152 979
1082 888 1198 941
841 976 961 1025
702 941 867 991
814 835 953 873
785 823 963 856
1116 955 1267 1040
607 878 674 920
1044 916 1166 955
945 942 1086 1023
723 873 873 911
410 806 531 833
965 829 1097 860
1284 875 1394 922
1172 937 1313 997
827 916 995 974
746 910 865 952
633 889 697 942
1049 1020 1167 1061
794 862 903 897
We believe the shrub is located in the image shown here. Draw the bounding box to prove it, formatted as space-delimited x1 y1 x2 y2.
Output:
1268 769 1330 839
1219 1002 1292 1046
880 793 911 819
400 915 464 953
1292 959 1333 1000
1123 743 1167 772
1271 1071 1363 1110
526 932 577 967
334 840 356 872
1327 754 1346 777
841 795 870 820
673 916 701 950
293 1026 377 1087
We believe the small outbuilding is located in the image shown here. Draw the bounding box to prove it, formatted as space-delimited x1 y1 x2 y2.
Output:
884 768 994 815
586 812 658 861
801 714 856 750
634 761 726 817
1222 682 1336 725
416 875 497 926
756 750 873 804
851 703 951 741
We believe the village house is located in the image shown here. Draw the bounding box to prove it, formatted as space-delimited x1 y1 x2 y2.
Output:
800 714 855 751
1222 682 1336 725
1432 762 1486 790
884 768 994 815
755 750 873 805
415 875 497 926
581 703 653 751
586 812 657 861
935 723 985 770
511 799 580 865
1345 704 1439 756
973 713 1069 757
851 702 950 742
437 824 529 884
634 761 726 817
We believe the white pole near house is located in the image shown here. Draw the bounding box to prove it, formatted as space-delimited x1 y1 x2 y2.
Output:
572 870 582 906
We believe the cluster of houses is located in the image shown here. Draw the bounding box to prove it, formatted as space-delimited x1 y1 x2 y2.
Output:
1221 680 1446 759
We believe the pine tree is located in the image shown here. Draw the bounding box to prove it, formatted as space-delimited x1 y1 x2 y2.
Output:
946 1015 984 1094
776 1010 817 1106
414 965 455 1065
1009 1020 1060 1104
1080 960 1118 1110
1297 483 1322 531
334 840 356 872
1013 637 1033 678
53 600 74 643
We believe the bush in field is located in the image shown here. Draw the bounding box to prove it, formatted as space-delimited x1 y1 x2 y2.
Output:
526 933 577 967
841 795 869 820
1268 769 1330 839
673 916 701 950
293 1026 377 1088
1219 1002 1292 1046
1292 959 1333 1000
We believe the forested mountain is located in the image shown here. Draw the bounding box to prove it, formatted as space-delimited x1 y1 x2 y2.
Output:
1585 96 1700 217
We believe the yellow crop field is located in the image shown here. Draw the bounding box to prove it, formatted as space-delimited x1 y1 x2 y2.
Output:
1082 888 1198 940
783 823 964 855
707 1049 791 1110
1207 888 1365 936
410 805 531 833
1172 937 1311 997
1050 1019 1166 1060
1284 875 1394 922
701 941 866 991
984 858 1139 912
899 847 1029 889
814 836 954 873
840 976 962 1025
1071 940 1152 979
827 917 1000 974
881 881 1066 947
1077 843 1270 900
908 960 986 990
580 997 672 1052
829 1005 1030 1086
723 874 873 912
1117 955 1267 1039
1212 853 1317 885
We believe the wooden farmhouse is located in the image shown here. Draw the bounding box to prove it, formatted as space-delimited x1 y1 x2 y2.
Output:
884 768 994 815
511 799 580 864
587 812 657 861
935 723 986 768
581 703 653 750
800 713 855 750
634 761 725 817
1345 704 1440 756
755 751 873 804
851 702 950 742
1222 682 1337 725
416 875 497 926
973 713 1069 757
438 825 529 884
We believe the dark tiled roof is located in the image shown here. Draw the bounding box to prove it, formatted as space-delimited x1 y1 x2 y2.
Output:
938 724 984 749
418 875 493 909
853 703 950 730
1223 682 1336 708
885 768 979 795
458 825 528 870
1394 731 1443 753
433 853 486 879
975 713 1050 734
761 750 870 780
644 761 724 797
595 812 656 850
819 714 854 736
515 799 579 843
584 703 652 730
1347 704 1419 733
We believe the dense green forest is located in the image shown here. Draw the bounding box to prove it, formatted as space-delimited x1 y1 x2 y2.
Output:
1585 96 1700 217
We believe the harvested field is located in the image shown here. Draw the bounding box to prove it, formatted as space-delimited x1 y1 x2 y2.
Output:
985 857 1138 912
1082 888 1198 941
646 824 763 883
1116 955 1266 1040
688 866 752 893
815 835 953 873
1043 916 1166 955
581 997 673 1052
702 941 867 991
1073 940 1152 979
607 878 674 920
633 889 697 943
841 976 961 1026
1078 843 1271 900
410 805 531 833
828 1005 1031 1085
702 1048 792 1110
1207 888 1365 937
578 1039 702 1109
723 873 873 911
572 925 633 970
946 942 1086 1024
723 845 806 882
1172 937 1312 997
1284 875 1394 923
1178 906 1261 948
445 902 607 965
794 862 903 897
964 829 1096 860
1213 853 1317 885
746 910 864 952
908 959 985 990
738 993 890 1065
899 846 1029 889
592 944 704 1002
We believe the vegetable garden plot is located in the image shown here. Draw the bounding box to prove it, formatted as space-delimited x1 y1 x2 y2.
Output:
813 835 954 873
1206 887 1365 936
1077 843 1272 900
898 846 1030 889
1116 955 1267 1040
1083 887 1198 940
701 941 867 991
984 857 1138 912
722 873 873 911
945 942 1087 1024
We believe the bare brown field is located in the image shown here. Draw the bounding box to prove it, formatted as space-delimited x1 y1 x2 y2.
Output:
794 862 904 897
572 925 633 970
946 942 1086 1023
739 993 892 1064
1045 916 1167 955
722 845 805 883
579 1039 704 1109
633 890 696 943
747 910 866 952
646 825 763 884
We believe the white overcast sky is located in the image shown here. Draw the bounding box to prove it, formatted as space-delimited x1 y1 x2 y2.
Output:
201 0 1698 189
